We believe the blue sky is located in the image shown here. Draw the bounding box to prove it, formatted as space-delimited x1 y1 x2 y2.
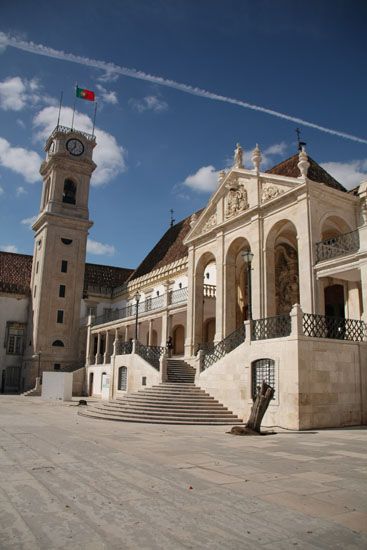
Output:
0 0 366 269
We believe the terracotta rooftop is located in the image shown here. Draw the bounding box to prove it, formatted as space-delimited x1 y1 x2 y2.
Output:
0 251 133 295
129 211 202 282
0 252 33 295
266 154 347 192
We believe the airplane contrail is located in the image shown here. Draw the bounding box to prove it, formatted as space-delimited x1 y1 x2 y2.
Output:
1 32 366 145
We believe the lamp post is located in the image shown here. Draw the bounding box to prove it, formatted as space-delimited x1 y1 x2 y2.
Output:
242 250 254 320
134 290 141 341
32 351 41 378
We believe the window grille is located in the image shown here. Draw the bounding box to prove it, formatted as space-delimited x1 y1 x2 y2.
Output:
252 359 276 399
6 324 25 355
118 366 127 391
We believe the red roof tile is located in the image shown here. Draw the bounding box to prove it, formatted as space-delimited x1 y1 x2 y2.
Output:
266 154 346 192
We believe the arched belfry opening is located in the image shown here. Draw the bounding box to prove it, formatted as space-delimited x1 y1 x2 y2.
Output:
62 179 77 205
225 237 251 335
266 220 299 316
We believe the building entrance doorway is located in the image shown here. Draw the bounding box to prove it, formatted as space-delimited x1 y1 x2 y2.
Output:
88 372 94 396
324 284 345 318
173 325 185 355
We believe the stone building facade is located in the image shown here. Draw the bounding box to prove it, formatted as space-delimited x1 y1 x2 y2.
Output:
1 128 366 429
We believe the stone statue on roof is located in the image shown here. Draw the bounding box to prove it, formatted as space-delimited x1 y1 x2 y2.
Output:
233 143 244 169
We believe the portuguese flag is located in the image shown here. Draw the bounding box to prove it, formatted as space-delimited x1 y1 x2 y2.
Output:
76 86 95 102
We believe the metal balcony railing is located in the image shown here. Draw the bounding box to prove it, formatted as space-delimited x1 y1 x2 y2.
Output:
251 315 291 340
302 313 365 342
315 230 359 263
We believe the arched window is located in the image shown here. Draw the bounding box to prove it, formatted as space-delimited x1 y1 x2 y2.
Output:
61 238 73 245
118 366 127 391
62 179 76 205
52 340 64 347
251 359 275 399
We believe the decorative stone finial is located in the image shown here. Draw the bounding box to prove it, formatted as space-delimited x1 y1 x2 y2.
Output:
233 143 244 169
251 144 262 174
190 212 198 228
297 145 310 179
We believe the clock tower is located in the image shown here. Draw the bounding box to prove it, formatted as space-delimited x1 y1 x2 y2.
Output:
24 125 96 387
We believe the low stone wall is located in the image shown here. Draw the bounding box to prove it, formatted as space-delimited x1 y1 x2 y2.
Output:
113 354 161 398
72 367 86 396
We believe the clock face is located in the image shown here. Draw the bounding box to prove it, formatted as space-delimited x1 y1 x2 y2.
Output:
66 138 84 156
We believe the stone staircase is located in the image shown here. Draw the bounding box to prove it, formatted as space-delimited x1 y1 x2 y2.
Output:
79 359 243 425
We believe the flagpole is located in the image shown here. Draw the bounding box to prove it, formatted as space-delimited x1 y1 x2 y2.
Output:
56 91 63 128
92 101 98 138
71 83 77 130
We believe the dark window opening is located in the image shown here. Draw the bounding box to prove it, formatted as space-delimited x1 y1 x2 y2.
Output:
61 238 73 245
142 376 147 386
36 261 39 274
54 364 61 371
118 367 128 391
59 285 66 298
252 358 276 400
61 260 68 273
52 340 64 347
62 179 76 205
57 310 64 324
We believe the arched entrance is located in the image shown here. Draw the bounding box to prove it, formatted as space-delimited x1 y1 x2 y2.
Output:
173 325 185 355
225 237 251 335
204 318 215 343
193 252 216 348
88 372 94 396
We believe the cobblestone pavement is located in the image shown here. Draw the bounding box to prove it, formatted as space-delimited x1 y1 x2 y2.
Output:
0 395 367 549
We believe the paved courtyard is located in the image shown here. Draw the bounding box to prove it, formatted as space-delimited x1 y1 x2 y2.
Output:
0 396 367 549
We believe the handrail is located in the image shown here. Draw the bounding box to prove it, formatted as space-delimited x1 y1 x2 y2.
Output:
202 324 246 370
315 229 359 263
252 315 291 340
303 313 365 342
135 342 166 370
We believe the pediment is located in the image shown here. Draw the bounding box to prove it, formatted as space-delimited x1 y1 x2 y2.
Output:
260 177 299 204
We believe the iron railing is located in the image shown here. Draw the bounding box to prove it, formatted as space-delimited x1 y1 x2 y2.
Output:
91 288 189 327
302 313 365 342
169 287 188 304
135 342 166 370
115 340 133 355
52 124 96 142
202 325 246 370
196 342 215 355
315 230 359 263
252 315 291 340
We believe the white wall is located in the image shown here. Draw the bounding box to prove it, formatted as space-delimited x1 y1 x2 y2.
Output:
0 295 29 372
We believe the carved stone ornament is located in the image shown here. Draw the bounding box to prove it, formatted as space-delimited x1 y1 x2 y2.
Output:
190 212 198 228
261 184 285 203
201 213 217 234
297 145 310 179
225 184 249 218
233 143 244 169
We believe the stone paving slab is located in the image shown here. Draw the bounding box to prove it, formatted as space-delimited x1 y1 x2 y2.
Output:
0 395 367 549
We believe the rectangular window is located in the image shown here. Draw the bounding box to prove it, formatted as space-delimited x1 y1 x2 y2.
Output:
54 364 61 371
6 323 25 355
57 310 64 324
61 260 68 273
59 285 66 298
33 285 37 298
36 261 39 274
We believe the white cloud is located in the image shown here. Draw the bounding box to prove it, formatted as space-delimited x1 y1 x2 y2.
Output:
16 118 25 128
33 106 126 186
263 141 288 156
0 185 4 195
0 76 55 111
129 95 168 113
183 165 220 193
321 160 367 190
87 238 115 256
16 186 27 196
1 244 18 253
21 215 37 229
96 84 118 105
97 70 119 83
0 137 42 183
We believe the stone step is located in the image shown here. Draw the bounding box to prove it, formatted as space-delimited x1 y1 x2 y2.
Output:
97 402 229 412
79 410 242 425
88 406 236 419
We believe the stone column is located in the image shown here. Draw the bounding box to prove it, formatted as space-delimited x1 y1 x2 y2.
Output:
297 196 315 313
95 332 101 365
103 331 110 364
124 325 129 342
148 319 153 346
85 315 93 366
251 214 262 320
214 231 224 343
184 245 195 357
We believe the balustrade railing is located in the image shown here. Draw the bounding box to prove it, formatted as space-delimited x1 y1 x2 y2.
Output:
315 230 359 263
202 325 246 370
52 124 96 142
302 313 365 342
169 287 188 304
251 315 291 340
115 340 133 355
203 284 216 298
135 342 166 370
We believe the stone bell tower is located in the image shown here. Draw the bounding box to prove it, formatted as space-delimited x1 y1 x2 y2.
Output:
25 126 96 385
